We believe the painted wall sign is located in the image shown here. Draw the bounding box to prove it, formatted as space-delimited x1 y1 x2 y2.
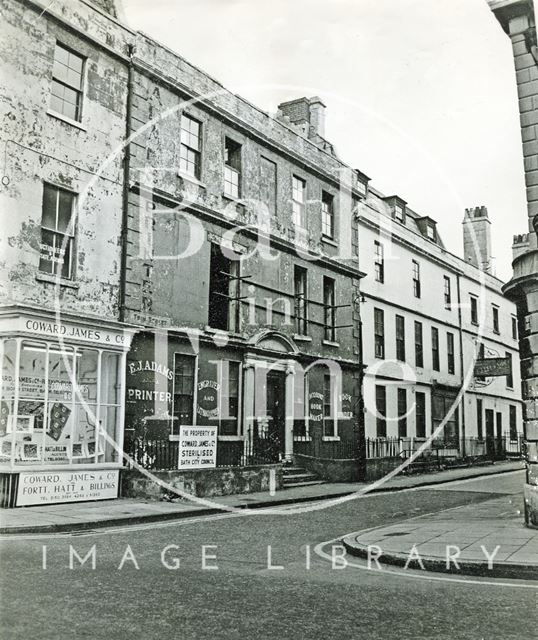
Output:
128 360 173 379
309 391 323 422
197 379 219 418
16 469 119 506
474 357 511 378
177 425 217 469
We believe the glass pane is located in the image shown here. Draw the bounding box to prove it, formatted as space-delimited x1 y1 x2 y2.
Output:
54 43 69 65
101 352 121 405
102 406 119 463
76 349 98 403
42 184 57 229
71 404 97 463
57 189 74 233
47 346 74 442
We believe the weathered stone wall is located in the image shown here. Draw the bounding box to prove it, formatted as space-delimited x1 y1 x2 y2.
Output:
121 464 283 500
0 0 133 320
294 453 361 482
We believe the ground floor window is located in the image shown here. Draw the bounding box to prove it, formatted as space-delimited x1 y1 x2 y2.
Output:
415 391 426 438
172 353 196 434
509 405 517 441
375 385 386 438
218 360 240 436
0 339 123 467
323 373 336 437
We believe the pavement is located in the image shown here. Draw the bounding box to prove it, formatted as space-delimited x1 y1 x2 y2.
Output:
0 460 526 536
343 478 538 580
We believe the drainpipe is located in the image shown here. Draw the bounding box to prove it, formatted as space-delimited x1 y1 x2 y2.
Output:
456 273 466 456
119 44 135 324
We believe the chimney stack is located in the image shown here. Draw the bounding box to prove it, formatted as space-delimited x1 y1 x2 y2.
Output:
277 96 326 139
462 206 493 273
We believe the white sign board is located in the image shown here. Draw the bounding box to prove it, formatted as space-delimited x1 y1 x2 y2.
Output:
16 470 119 506
178 425 217 470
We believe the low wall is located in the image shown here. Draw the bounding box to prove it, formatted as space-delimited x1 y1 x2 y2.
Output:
294 454 361 482
364 457 403 482
121 464 283 500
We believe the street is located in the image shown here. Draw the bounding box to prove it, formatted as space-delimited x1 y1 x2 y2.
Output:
0 471 535 640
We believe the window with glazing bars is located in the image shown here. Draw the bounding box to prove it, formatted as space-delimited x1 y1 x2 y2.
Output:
412 260 421 298
50 43 84 121
39 183 75 279
180 114 202 178
224 137 241 198
444 276 451 307
447 332 455 374
396 315 405 362
415 391 426 438
374 308 384 358
323 276 336 342
292 176 306 228
414 321 423 368
323 374 336 437
173 354 195 434
321 191 334 238
397 388 407 437
294 266 308 335
431 327 440 371
375 385 386 437
374 240 384 283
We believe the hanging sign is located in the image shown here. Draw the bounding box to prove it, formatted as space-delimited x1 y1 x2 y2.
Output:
473 357 512 378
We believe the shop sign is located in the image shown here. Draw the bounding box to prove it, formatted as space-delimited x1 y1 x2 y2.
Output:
474 357 511 378
177 425 217 470
1 315 130 348
16 469 119 506
339 393 353 419
197 380 219 419
309 392 324 422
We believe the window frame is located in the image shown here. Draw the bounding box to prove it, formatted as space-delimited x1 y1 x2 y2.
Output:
414 320 424 368
511 316 518 341
323 276 336 342
447 332 455 375
375 385 387 438
374 240 384 284
397 388 407 437
294 266 308 336
505 352 513 389
179 113 202 180
171 352 197 435
470 295 478 325
395 314 405 362
492 305 500 334
292 175 306 229
224 136 242 199
39 182 77 280
431 327 440 372
50 41 85 123
374 308 385 359
443 276 451 308
415 391 426 438
412 260 421 298
321 191 335 239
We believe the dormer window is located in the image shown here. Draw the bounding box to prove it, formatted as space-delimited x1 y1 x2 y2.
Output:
386 196 407 225
355 170 370 198
394 204 404 222
427 224 436 240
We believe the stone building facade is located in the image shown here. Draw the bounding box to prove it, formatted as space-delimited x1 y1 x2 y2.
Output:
489 0 538 527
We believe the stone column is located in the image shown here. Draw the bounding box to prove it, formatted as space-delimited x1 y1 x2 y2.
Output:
489 0 538 527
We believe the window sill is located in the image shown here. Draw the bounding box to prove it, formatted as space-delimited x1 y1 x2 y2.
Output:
293 334 312 342
321 236 338 247
47 109 87 131
322 340 340 348
493 330 500 335
177 171 206 189
35 272 79 289
471 321 479 327
322 436 340 442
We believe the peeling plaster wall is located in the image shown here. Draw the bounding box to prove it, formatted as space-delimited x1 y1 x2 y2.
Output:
0 0 133 320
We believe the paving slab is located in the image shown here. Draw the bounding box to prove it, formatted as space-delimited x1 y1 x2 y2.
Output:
343 493 538 580
0 460 524 535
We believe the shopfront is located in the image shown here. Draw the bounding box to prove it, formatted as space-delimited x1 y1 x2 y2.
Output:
0 307 134 507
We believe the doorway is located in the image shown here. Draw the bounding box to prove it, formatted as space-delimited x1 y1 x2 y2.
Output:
266 370 286 453
485 409 495 458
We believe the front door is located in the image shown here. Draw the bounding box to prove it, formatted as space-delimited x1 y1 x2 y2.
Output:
485 409 495 458
266 371 286 455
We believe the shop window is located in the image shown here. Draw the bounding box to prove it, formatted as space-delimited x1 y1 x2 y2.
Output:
375 385 386 438
208 243 240 332
374 308 385 359
172 354 195 434
39 183 76 279
397 388 407 437
50 42 84 122
292 175 306 228
321 191 335 239
447 332 455 375
323 276 336 342
431 327 440 372
224 137 241 198
323 374 336 438
414 321 423 368
374 240 384 283
395 315 405 362
219 360 240 436
294 266 308 335
180 114 202 179
415 391 426 438
0 341 122 467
